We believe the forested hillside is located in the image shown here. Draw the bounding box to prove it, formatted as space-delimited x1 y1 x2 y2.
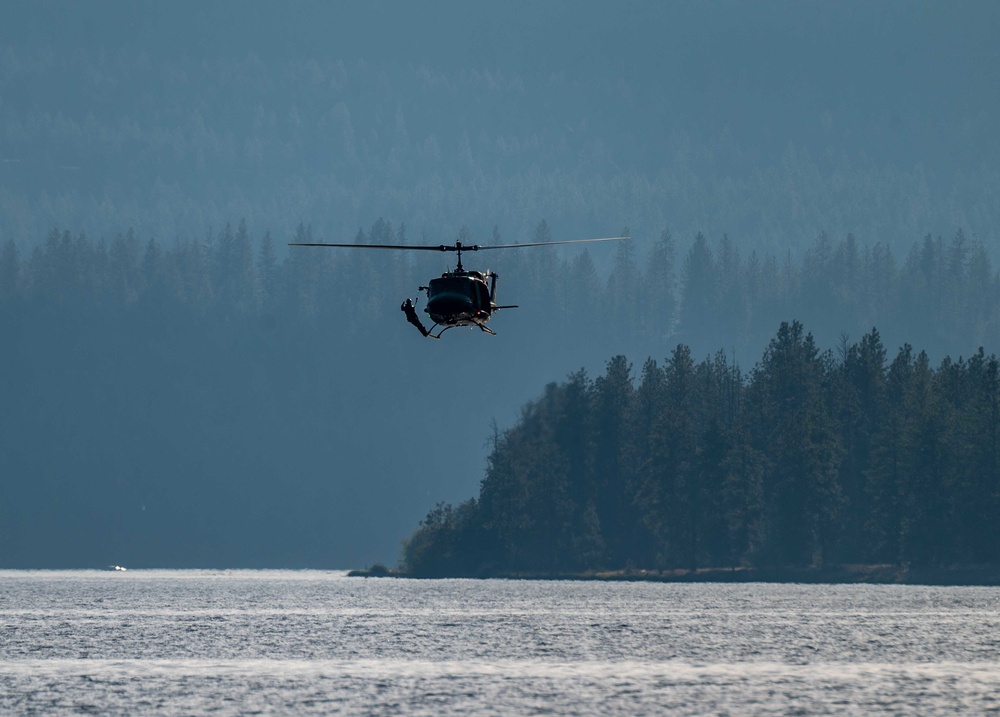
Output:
3 1 999 568
1 1 998 257
4 221 996 359
2 220 998 567
402 323 1000 576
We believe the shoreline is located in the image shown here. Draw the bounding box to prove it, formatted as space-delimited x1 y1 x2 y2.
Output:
348 563 1000 586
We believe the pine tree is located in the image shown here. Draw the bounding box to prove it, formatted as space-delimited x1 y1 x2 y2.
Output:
232 219 256 312
0 239 21 301
936 349 1000 563
897 351 949 565
747 321 843 566
678 232 717 345
641 229 677 342
256 230 278 308
834 328 887 562
693 351 741 566
554 370 604 569
606 234 640 346
715 234 745 345
865 344 914 563
591 355 634 567
524 219 559 318
655 345 700 567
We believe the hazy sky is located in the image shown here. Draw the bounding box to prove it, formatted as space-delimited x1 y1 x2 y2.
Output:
1 0 997 250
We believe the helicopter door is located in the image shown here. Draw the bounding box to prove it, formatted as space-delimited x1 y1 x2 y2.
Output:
474 280 490 313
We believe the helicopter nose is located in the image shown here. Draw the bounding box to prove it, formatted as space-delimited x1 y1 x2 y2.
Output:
427 295 473 315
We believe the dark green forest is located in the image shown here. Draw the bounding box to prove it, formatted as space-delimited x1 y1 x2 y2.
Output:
1 1 997 258
3 222 998 358
403 323 1000 576
2 220 999 567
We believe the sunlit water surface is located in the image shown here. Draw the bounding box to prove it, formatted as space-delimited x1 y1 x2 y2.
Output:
1 570 999 715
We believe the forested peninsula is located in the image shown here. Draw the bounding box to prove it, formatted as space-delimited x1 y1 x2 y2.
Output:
401 322 1000 580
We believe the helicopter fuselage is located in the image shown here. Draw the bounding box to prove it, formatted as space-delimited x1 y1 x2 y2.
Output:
423 270 494 330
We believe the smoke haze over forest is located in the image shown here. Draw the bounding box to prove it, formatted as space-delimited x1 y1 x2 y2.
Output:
1 1 998 568
1 0 997 255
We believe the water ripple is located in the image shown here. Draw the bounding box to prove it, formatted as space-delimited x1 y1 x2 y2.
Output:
1 572 998 715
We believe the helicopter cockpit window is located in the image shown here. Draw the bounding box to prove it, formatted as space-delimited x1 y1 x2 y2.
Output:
427 277 470 298
475 280 490 310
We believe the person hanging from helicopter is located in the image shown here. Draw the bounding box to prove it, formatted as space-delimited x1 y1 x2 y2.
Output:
400 297 431 337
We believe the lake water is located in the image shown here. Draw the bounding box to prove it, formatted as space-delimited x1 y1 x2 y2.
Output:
1 570 999 715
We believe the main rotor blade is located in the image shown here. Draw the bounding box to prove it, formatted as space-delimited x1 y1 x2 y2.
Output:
474 236 629 250
288 242 456 251
288 236 629 251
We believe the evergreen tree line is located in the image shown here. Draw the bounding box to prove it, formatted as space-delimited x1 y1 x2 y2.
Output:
2 223 998 363
2 15 997 257
403 323 1000 576
3 220 999 568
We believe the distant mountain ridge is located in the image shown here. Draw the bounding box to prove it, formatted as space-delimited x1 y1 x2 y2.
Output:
1 0 997 255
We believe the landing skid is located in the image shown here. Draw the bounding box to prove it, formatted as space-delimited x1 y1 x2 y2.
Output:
401 297 497 339
428 322 496 339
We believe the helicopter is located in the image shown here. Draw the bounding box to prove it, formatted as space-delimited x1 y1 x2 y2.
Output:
289 235 628 338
